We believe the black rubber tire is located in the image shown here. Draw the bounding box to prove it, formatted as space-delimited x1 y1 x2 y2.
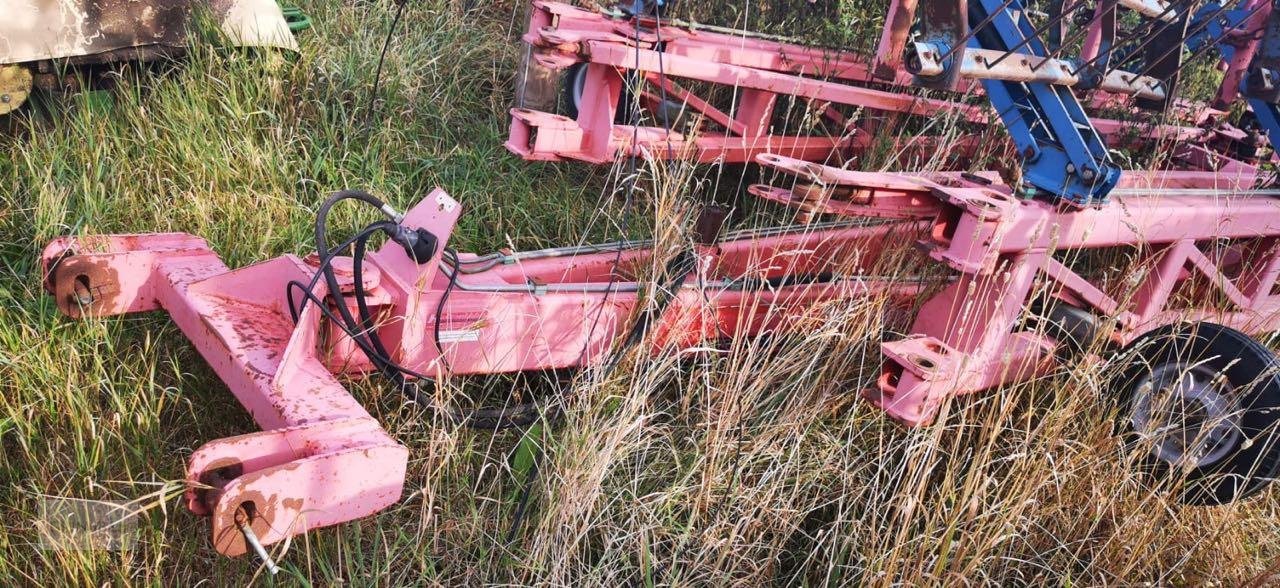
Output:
1109 322 1280 505
560 62 589 119
1029 300 1100 359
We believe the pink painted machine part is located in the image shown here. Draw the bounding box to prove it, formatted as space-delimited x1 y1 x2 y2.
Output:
42 165 1280 553
41 188 928 556
754 154 1280 424
508 1 1250 169
34 0 1280 566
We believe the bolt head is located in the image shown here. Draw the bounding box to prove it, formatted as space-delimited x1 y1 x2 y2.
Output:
0 95 9 104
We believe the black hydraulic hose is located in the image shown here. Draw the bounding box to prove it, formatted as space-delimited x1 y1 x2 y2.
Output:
344 221 546 430
349 220 403 377
313 191 393 346
311 191 428 404
284 279 430 384
303 190 546 429
433 249 462 371
286 229 374 323
368 0 409 127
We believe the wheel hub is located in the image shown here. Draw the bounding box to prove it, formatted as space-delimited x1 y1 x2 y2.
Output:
1130 363 1243 469
0 65 32 115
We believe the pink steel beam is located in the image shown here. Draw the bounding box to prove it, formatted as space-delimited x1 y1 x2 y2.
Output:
755 157 1280 425
874 0 919 79
41 234 410 556
583 42 991 122
41 189 927 555
512 2 1231 166
528 1 899 84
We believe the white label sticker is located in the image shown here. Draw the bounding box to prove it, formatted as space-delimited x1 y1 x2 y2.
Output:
438 329 481 343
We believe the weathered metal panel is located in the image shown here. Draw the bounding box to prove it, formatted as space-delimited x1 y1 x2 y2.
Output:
0 0 296 65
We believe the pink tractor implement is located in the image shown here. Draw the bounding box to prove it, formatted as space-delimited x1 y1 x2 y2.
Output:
507 1 1266 171
40 0 1280 568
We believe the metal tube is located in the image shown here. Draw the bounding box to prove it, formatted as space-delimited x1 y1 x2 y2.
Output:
1068 0 1194 76
238 518 281 575
938 0 1024 63
462 220 883 267
985 2 1092 69
1129 1 1269 80
1033 0 1121 71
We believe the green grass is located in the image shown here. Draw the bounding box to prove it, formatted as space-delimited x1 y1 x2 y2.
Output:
3 1 1280 585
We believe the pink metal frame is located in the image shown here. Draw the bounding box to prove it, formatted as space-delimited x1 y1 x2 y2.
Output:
42 167 1280 554
752 154 1280 424
508 1 993 164
37 0 1280 562
508 1 1242 168
41 189 925 556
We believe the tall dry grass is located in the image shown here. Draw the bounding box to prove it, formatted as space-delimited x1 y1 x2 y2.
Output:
1 0 1278 585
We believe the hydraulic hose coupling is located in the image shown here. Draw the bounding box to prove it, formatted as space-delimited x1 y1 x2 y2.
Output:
386 224 439 263
376 202 437 263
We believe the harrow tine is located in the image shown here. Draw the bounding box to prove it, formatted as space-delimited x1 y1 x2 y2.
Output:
1127 0 1271 81
983 1 1091 68
1068 0 1200 76
1033 0 1121 70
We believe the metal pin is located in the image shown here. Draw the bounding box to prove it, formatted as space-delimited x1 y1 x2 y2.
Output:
238 517 281 576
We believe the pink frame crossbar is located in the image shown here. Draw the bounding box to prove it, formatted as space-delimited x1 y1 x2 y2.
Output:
41 169 1280 554
507 1 1242 168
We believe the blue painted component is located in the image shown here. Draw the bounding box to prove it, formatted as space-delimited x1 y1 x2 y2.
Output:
1249 98 1280 147
1194 1 1280 156
969 0 1121 206
1185 3 1242 53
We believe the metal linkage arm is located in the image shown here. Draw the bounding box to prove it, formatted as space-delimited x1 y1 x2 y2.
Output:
41 234 412 557
909 47 1167 101
41 188 947 555
912 0 1122 206
38 190 468 556
1237 1 1280 155
755 158 1280 425
1177 0 1280 162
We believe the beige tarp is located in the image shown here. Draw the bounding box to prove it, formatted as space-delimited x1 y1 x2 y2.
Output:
0 0 297 64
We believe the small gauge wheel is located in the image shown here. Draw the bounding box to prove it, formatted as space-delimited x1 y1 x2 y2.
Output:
1109 322 1280 505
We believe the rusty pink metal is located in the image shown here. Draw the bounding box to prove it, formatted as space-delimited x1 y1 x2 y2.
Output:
43 167 1280 551
509 1 1232 167
508 1 991 164
38 0 1280 561
41 233 410 557
754 154 1280 425
41 188 929 556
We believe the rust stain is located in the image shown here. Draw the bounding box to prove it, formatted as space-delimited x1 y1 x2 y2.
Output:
193 457 244 514
52 256 124 318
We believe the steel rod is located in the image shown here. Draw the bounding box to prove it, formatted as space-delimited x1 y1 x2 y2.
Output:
1127 0 1269 80
1068 0 1197 75
985 2 1092 68
1033 0 1122 71
939 0 1025 62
